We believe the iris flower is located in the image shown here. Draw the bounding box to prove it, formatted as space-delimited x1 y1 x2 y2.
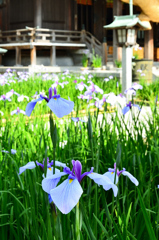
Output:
116 93 126 106
85 83 103 96
52 81 69 89
124 83 143 95
42 160 118 214
11 107 26 115
0 94 11 101
19 158 66 206
104 163 139 187
17 95 29 102
6 89 20 98
2 149 16 154
25 87 74 118
71 117 86 123
75 82 87 91
19 157 66 175
122 101 141 115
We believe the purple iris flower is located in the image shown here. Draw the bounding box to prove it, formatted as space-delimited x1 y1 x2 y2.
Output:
19 157 66 175
124 83 143 95
52 81 69 89
11 107 26 115
71 117 86 123
75 82 87 91
2 149 16 154
19 158 66 206
95 99 104 109
85 83 103 96
104 78 109 82
122 101 141 115
42 160 118 214
0 94 11 101
6 89 20 98
104 163 139 187
25 87 74 118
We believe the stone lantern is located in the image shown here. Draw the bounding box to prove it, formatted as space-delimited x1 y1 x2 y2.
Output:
104 1 149 93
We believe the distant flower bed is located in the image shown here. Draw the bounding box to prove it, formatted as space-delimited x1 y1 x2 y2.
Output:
0 69 121 118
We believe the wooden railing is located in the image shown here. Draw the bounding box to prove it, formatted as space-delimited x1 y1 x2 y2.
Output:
0 27 83 44
0 27 102 53
0 27 108 65
80 30 102 57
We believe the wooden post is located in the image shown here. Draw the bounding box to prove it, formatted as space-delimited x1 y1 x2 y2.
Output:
30 46 36 65
113 0 122 63
144 27 154 60
74 0 78 30
50 46 56 66
34 0 42 27
102 38 107 65
81 29 86 43
16 47 21 65
0 55 2 65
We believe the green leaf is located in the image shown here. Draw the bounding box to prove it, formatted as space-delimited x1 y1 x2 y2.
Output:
80 199 96 240
137 189 157 240
111 216 123 240
93 213 110 238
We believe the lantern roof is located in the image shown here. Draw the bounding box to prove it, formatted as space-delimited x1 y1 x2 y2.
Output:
104 15 149 30
0 48 7 54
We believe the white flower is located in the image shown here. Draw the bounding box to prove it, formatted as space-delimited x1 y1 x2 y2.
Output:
17 95 29 102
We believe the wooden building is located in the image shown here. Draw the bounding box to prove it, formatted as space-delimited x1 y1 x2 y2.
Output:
0 0 157 66
0 0 107 42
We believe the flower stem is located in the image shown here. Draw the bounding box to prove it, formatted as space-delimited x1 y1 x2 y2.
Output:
49 110 57 174
75 202 80 240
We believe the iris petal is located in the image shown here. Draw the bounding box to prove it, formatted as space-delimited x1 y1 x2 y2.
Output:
42 172 67 194
42 167 60 178
103 172 119 184
122 106 130 115
74 160 82 182
122 171 139 186
133 104 141 112
25 97 43 116
87 172 118 197
55 161 67 168
71 117 79 122
50 178 83 214
19 161 36 175
47 98 74 118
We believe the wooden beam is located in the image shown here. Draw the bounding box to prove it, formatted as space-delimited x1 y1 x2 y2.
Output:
30 46 36 65
15 47 21 65
50 46 56 66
